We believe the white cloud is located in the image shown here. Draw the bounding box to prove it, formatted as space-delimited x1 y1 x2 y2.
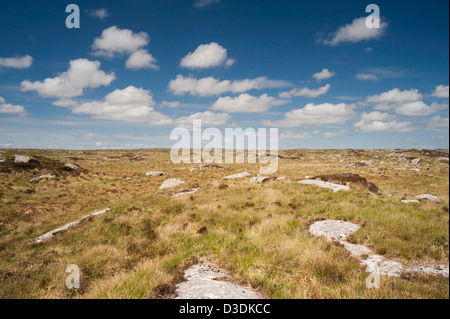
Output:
356 73 379 81
160 101 180 108
279 84 330 98
126 49 159 70
193 0 220 9
88 8 109 19
210 93 287 113
366 88 423 103
323 130 349 138
320 16 388 46
0 96 27 116
72 86 172 125
361 111 395 121
280 130 317 139
0 55 33 69
395 101 447 116
427 116 449 129
92 26 149 57
354 120 415 132
263 102 356 127
174 111 230 128
168 75 290 97
21 59 115 98
431 85 449 98
180 43 234 69
52 99 78 107
313 68 335 81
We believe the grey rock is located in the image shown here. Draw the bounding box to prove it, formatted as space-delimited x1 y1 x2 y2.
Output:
411 158 423 166
175 264 261 299
159 178 184 190
64 163 80 170
298 180 350 192
28 208 110 244
223 172 252 179
309 220 360 242
250 175 269 183
416 194 441 202
360 255 403 277
14 155 39 164
406 265 449 277
146 171 163 176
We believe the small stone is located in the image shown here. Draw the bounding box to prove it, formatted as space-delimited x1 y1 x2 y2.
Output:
64 163 80 170
146 171 163 176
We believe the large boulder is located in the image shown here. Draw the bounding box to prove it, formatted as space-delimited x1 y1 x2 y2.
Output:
14 155 39 164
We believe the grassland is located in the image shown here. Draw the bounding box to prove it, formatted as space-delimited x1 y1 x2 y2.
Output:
0 148 448 299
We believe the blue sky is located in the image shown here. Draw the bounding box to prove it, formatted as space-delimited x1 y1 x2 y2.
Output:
0 0 448 150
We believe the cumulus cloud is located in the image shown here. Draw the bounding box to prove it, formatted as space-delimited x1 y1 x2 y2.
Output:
356 73 379 81
21 59 115 98
323 130 349 138
126 49 159 70
71 86 172 125
92 26 149 57
366 88 423 103
0 96 27 116
280 130 318 139
431 85 449 98
365 88 447 116
88 8 109 19
174 110 230 128
427 116 449 129
0 55 33 69
279 84 330 99
169 75 290 97
313 68 335 81
361 111 395 121
193 0 221 9
354 119 416 132
210 93 287 113
319 16 388 46
180 43 234 69
160 101 180 108
263 102 356 127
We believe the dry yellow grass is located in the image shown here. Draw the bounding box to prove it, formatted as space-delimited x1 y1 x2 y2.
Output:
0 148 448 299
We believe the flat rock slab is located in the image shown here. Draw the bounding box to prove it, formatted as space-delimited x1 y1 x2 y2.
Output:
406 265 449 277
175 265 261 299
146 171 163 176
250 176 269 183
360 255 403 277
172 188 200 198
340 240 372 257
223 172 252 179
28 208 110 244
309 220 360 242
416 194 441 202
159 178 184 190
298 180 350 192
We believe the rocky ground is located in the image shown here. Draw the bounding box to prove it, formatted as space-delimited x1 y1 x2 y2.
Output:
0 148 448 299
